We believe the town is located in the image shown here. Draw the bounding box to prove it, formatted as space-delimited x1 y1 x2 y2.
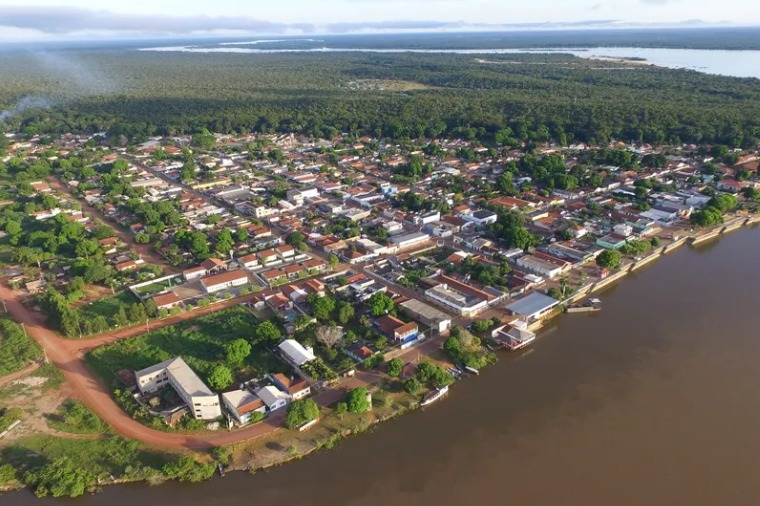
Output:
1 127 759 495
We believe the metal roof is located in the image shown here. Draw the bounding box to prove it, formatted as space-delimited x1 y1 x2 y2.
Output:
507 292 560 318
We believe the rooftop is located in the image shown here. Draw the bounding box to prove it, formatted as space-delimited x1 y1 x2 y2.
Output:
506 292 560 319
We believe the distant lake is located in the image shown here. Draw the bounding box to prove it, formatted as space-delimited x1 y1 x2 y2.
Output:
139 44 760 79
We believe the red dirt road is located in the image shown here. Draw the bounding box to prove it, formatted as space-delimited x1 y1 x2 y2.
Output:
0 284 282 450
47 177 178 274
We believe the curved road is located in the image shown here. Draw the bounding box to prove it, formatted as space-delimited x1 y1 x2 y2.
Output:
0 284 283 450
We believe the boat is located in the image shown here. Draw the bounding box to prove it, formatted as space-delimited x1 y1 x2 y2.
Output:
504 333 536 351
464 366 480 376
565 298 602 314
420 386 449 407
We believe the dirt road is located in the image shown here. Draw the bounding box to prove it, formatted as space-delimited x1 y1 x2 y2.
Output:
47 178 178 274
0 361 41 388
0 283 284 450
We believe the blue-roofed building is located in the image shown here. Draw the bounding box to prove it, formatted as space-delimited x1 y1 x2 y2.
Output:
506 292 561 320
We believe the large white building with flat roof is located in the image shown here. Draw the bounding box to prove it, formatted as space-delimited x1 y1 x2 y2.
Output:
135 357 222 420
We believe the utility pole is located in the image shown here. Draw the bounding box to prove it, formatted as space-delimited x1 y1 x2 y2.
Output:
1 299 6 313
145 317 150 333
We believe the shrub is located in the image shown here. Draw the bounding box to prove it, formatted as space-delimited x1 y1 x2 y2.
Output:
346 387 370 414
285 399 320 430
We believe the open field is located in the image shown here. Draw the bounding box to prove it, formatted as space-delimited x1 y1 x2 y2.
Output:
77 292 141 322
87 305 285 388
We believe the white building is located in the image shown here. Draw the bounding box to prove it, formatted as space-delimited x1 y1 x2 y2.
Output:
200 270 249 293
256 385 291 412
389 231 430 250
515 255 565 279
461 209 498 227
221 390 266 425
278 339 316 366
135 357 222 420
414 211 441 226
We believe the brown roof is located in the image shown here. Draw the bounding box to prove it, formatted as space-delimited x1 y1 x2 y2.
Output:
237 398 265 415
272 373 310 394
261 269 286 280
201 269 248 286
152 291 182 308
201 258 225 270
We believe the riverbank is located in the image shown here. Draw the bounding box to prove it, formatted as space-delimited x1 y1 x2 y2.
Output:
2 213 758 500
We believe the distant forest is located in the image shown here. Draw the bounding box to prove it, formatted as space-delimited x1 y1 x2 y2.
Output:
1 48 759 147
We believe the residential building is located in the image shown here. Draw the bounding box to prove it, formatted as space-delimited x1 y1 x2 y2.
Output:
135 357 221 420
374 314 420 344
279 339 316 366
151 291 183 311
221 390 266 425
461 209 498 227
399 298 452 334
200 270 249 293
270 373 311 400
256 385 291 412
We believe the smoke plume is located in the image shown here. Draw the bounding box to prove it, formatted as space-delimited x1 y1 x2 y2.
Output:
0 95 53 122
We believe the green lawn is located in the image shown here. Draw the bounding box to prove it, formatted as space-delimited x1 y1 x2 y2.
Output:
131 277 181 297
78 291 141 321
87 305 286 388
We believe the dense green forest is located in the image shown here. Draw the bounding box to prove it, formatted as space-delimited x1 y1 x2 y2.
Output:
1 49 759 147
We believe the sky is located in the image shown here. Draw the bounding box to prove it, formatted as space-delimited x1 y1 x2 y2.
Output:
0 0 758 41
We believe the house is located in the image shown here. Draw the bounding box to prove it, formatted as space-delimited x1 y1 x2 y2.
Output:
183 265 208 281
461 209 498 227
151 291 183 311
200 269 249 293
221 390 266 425
115 259 144 272
135 357 221 420
270 373 311 400
239 253 260 270
261 269 287 287
302 258 327 273
257 248 280 265
24 279 47 294
346 344 374 361
201 258 227 273
278 339 316 366
283 263 305 279
256 385 291 412
276 244 296 260
374 315 420 344
265 293 293 312
596 233 632 250
399 298 452 334
492 324 537 351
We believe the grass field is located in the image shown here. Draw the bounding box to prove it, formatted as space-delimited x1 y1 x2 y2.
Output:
77 291 141 321
45 400 109 435
0 435 171 485
87 305 286 388
131 276 182 297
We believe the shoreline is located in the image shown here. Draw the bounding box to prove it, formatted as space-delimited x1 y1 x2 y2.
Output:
1 213 758 499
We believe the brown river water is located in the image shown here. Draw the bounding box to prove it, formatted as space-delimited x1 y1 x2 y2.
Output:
4 226 760 506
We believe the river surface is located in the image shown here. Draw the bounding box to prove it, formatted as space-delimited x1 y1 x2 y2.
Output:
4 226 760 505
139 45 760 79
